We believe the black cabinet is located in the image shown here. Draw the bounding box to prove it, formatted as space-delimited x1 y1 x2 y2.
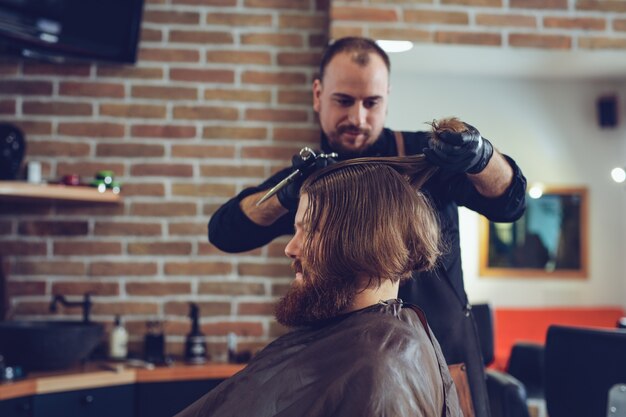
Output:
32 384 134 417
0 396 33 417
136 379 223 417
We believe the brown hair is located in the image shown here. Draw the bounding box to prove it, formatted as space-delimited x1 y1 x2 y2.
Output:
300 155 441 289
318 36 390 82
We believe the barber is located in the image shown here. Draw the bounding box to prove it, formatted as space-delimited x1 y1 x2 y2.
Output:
208 36 526 417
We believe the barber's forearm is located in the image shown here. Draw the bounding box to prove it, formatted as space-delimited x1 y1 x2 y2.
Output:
240 190 289 226
467 150 514 197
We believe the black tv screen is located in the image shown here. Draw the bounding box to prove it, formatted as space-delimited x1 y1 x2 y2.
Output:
0 0 144 64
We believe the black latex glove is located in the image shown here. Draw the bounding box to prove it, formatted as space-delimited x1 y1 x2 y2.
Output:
276 152 336 211
423 122 494 174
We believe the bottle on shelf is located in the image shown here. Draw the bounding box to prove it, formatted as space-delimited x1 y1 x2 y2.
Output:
109 315 129 360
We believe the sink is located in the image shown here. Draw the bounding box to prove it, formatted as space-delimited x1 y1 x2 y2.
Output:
0 321 104 371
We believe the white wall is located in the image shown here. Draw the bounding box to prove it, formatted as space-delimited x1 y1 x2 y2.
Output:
387 71 626 309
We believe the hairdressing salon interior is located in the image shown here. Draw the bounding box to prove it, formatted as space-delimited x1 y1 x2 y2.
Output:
0 1 625 416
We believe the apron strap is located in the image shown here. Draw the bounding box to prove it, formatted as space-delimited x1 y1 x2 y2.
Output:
394 131 406 157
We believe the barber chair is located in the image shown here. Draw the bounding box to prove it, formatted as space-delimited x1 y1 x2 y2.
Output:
545 325 626 417
472 304 530 417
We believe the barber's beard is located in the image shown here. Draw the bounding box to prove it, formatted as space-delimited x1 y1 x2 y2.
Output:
274 259 357 327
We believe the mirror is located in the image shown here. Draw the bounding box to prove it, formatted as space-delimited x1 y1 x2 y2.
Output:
479 187 588 278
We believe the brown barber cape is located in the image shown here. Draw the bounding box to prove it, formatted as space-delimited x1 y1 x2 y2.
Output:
176 300 461 417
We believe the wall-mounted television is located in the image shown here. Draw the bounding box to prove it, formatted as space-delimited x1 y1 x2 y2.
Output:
0 0 144 64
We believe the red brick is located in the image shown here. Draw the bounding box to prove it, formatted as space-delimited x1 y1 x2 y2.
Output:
164 301 231 316
245 0 312 9
27 141 90 157
0 81 53 95
274 127 319 142
202 125 268 139
172 0 236 6
277 90 313 105
267 238 292 257
90 262 157 276
509 33 572 49
197 243 262 256
543 17 606 30
94 222 162 236
368 27 432 43
143 10 200 24
241 145 301 161
164 262 232 275
19 221 88 236
238 262 292 278
441 0 502 5
131 124 197 138
54 241 122 256
405 10 469 25
511 0 566 8
130 202 197 216
141 28 163 42
14 261 85 276
173 105 238 120
138 48 200 62
169 222 207 236
96 143 165 157
59 82 125 98
310 33 328 48
200 164 266 178
241 33 304 47
7 281 46 296
0 221 13 234
58 122 125 138
97 66 164 79
330 26 365 40
169 68 235 83
99 103 166 119
130 163 193 177
577 0 626 12
245 108 308 122
204 89 271 103
23 101 93 116
23 63 91 76
171 183 236 197
92 302 159 315
238 302 275 315
128 242 192 255
0 62 19 76
0 241 46 256
206 12 272 26
126 282 191 296
54 204 125 217
11 120 53 136
614 19 626 31
169 30 233 44
277 52 322 66
435 31 502 46
14 302 64 316
171 145 236 158
118 183 165 197
51 282 120 296
132 85 198 100
55 162 125 177
475 13 537 28
269 320 289 337
0 99 15 114
578 36 626 49
206 50 272 65
278 14 327 29
331 6 398 22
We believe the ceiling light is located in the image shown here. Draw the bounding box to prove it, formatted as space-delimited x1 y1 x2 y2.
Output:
528 183 544 199
610 167 626 183
376 40 413 53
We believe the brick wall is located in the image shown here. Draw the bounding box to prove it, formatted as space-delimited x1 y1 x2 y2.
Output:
1 0 624 360
331 0 626 51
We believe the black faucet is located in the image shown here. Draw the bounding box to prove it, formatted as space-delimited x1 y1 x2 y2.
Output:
49 293 92 323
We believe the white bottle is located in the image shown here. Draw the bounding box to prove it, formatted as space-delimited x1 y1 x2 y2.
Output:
109 315 129 360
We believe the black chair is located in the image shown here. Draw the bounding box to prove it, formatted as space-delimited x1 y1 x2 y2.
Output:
472 303 531 417
545 325 626 417
506 342 545 400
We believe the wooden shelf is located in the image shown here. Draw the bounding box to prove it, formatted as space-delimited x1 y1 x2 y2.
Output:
0 181 121 204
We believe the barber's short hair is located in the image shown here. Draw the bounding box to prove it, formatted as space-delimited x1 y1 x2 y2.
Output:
318 36 390 81
300 156 441 288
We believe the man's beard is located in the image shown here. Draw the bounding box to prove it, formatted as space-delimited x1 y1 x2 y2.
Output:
274 259 357 327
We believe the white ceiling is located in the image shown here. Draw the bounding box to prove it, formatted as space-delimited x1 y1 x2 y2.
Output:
390 44 626 80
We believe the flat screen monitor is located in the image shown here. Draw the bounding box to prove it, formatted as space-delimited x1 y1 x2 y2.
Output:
0 0 144 64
